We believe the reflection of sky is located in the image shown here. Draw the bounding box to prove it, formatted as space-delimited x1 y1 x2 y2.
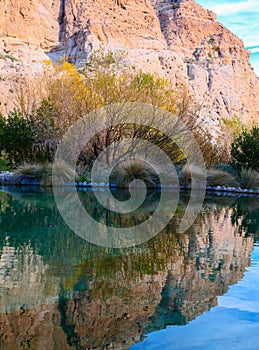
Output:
196 0 259 76
219 246 259 313
132 246 259 350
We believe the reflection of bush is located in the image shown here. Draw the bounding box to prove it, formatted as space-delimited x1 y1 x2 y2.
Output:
231 197 259 236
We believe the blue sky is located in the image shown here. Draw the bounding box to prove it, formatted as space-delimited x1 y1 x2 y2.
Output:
196 0 259 75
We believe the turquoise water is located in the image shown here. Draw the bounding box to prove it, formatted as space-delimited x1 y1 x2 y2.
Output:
0 188 259 349
132 247 259 350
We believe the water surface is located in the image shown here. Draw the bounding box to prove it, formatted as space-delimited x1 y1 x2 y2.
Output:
0 188 258 349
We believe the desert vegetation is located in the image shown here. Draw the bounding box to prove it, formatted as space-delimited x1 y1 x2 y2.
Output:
0 49 258 190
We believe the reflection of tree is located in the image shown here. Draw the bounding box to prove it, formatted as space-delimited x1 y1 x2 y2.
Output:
230 197 259 237
0 189 256 349
78 189 163 228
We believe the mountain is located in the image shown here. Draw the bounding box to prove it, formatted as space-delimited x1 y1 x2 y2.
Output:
0 0 258 134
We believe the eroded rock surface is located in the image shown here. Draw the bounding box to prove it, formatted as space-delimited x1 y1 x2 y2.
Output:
0 0 258 133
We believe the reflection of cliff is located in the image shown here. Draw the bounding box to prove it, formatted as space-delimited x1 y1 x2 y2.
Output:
58 208 253 350
145 208 254 333
0 190 256 349
0 303 74 350
0 240 60 313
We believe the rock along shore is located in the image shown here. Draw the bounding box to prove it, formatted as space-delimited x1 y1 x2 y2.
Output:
1 172 259 197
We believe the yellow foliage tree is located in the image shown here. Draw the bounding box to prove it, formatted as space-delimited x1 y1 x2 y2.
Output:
44 58 95 134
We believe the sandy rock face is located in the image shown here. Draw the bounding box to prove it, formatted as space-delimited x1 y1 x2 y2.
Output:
153 0 259 130
0 0 258 133
49 0 177 79
0 0 60 59
0 0 60 113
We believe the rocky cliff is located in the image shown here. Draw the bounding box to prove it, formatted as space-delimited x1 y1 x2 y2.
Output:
0 0 258 133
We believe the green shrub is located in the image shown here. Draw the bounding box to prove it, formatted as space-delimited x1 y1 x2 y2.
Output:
49 162 78 186
212 163 237 176
207 169 239 187
0 156 11 171
14 163 47 177
31 99 60 162
6 54 18 62
238 168 259 189
0 110 34 164
181 164 207 189
231 126 259 171
79 173 91 183
208 37 215 44
221 117 243 137
193 130 230 167
11 163 48 185
110 159 157 188
11 162 78 186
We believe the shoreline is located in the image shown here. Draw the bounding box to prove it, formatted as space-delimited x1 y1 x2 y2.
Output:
1 172 259 197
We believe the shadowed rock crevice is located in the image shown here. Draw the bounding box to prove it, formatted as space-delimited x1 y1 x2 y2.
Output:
58 293 84 350
58 0 66 42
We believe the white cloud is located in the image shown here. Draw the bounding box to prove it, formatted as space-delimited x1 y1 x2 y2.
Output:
249 47 259 54
210 0 258 15
250 54 259 75
196 0 259 74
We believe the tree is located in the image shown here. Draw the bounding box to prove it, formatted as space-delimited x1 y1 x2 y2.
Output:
0 113 5 152
0 110 34 164
44 58 93 134
7 50 215 168
30 99 61 161
231 126 259 171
